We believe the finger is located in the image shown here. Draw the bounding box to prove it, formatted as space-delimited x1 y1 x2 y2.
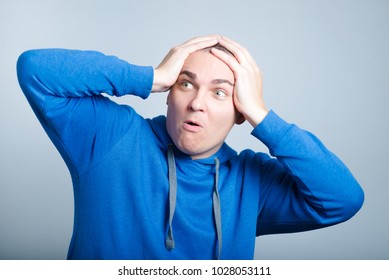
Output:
219 37 262 75
176 35 220 51
176 36 220 55
159 36 219 67
179 34 221 46
210 47 241 73
218 37 254 65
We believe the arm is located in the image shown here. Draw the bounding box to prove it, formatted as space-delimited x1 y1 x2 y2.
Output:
254 111 364 234
17 49 154 176
17 49 153 101
213 36 364 233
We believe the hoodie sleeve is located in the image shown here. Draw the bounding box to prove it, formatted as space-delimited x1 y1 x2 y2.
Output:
16 49 154 177
252 110 364 235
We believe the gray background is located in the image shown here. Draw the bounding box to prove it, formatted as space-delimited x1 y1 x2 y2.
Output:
1 0 388 259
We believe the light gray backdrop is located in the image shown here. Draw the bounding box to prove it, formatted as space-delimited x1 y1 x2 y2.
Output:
1 0 388 259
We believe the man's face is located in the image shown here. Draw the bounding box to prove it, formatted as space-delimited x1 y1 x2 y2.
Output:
166 49 241 159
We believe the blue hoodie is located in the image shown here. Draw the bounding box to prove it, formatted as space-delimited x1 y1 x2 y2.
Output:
16 49 364 260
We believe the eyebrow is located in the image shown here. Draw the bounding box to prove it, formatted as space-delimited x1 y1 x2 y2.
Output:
180 70 234 87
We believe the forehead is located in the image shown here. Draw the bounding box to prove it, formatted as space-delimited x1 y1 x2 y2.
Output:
181 50 234 82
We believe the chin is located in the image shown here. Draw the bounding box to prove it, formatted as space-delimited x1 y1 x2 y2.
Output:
177 143 198 156
174 140 201 157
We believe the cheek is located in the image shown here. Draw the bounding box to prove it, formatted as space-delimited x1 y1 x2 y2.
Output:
208 103 237 131
166 93 186 137
167 93 181 118
167 90 188 113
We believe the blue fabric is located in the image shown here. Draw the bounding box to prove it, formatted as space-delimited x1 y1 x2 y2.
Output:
17 49 364 259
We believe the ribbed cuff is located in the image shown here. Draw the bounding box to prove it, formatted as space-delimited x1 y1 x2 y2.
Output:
251 110 292 152
122 64 153 99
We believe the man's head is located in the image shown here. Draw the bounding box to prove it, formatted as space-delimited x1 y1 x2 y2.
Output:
166 44 244 159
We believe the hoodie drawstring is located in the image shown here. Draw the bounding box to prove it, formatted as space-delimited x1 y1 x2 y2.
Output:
165 145 223 260
213 157 222 260
166 144 177 250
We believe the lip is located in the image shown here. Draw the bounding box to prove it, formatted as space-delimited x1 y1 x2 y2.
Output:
183 120 202 132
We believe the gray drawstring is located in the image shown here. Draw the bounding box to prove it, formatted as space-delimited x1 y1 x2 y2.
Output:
213 157 222 260
165 145 223 259
166 144 177 250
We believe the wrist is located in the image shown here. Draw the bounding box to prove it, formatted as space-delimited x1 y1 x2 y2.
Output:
244 106 269 128
151 68 161 92
151 68 169 93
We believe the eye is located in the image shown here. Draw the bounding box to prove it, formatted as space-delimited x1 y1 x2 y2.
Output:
181 81 193 89
215 90 227 99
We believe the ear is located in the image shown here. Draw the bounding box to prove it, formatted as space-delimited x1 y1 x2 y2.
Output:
235 113 246 125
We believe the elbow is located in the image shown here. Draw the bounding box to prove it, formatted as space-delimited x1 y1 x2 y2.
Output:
344 183 364 221
17 50 53 108
314 181 364 227
17 50 39 88
331 181 365 224
17 49 52 104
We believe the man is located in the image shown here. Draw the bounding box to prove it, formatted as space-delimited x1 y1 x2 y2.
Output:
17 35 364 260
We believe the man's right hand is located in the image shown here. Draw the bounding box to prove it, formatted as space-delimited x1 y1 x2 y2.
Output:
151 35 220 93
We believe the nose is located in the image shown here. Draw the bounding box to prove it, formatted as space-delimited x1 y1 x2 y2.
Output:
188 89 207 112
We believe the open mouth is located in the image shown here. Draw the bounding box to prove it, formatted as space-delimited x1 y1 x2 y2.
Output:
183 120 202 132
186 121 200 127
